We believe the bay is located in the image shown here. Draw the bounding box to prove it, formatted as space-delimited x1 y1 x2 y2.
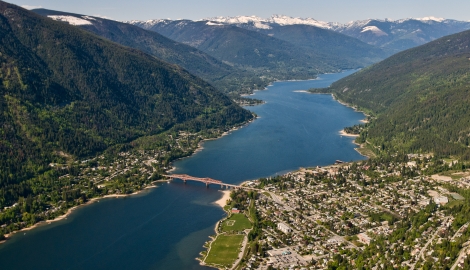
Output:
0 70 365 269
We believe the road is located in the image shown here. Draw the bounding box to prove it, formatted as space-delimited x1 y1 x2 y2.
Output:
267 191 356 248
231 230 250 270
410 217 450 270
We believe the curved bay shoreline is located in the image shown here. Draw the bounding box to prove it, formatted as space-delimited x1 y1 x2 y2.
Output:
1 72 371 270
0 117 256 246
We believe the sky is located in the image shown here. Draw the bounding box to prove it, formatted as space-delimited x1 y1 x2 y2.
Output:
7 0 470 23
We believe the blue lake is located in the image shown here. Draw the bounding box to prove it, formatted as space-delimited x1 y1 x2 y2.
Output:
0 70 365 269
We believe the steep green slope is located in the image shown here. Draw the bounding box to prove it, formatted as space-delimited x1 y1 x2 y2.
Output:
316 30 470 158
31 9 265 95
0 2 252 187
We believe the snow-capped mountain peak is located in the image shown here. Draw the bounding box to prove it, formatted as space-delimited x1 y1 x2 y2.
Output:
204 14 331 29
267 14 331 29
415 16 446 22
207 15 264 24
360 26 388 36
206 15 271 29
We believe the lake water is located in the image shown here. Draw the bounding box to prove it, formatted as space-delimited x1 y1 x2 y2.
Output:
0 70 365 269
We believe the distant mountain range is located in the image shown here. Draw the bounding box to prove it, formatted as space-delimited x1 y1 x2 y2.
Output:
129 18 388 80
33 10 393 95
196 15 470 53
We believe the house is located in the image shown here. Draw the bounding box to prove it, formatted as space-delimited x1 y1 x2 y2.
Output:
278 222 292 234
357 233 371 245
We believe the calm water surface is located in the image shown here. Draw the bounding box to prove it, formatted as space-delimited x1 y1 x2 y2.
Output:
0 70 365 269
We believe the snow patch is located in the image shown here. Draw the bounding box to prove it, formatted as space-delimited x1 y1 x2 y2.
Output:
253 22 271 29
360 26 388 36
268 14 331 29
206 21 224 26
48 15 92 26
205 14 330 29
208 15 264 24
415 16 445 22
82 16 96 21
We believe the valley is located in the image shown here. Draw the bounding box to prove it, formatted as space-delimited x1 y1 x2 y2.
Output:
1 1 470 270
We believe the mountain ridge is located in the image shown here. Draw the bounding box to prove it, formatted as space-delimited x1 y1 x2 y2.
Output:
315 29 470 159
32 8 269 95
138 15 470 53
130 18 388 78
0 1 252 187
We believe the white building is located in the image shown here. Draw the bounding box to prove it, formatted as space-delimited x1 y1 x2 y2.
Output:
357 233 371 245
434 196 448 205
277 222 292 234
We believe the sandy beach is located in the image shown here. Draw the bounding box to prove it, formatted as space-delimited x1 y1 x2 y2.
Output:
339 129 360 137
214 190 231 208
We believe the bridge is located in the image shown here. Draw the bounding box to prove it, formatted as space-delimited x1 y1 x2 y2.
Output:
163 174 242 189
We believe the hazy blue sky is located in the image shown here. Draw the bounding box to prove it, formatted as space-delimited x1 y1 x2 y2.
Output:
8 0 470 23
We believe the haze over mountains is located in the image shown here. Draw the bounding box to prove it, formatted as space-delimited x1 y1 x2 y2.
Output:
130 18 387 75
192 15 470 53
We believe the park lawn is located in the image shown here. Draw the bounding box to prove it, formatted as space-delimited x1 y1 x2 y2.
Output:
205 235 244 267
221 213 252 232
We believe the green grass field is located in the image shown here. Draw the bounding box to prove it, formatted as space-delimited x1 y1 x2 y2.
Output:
205 235 244 267
221 213 252 232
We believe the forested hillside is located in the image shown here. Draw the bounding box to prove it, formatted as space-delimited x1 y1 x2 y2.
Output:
32 9 266 95
234 24 389 66
131 19 386 81
313 30 470 159
0 2 252 207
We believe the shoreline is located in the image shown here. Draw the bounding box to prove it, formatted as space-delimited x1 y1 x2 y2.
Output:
0 181 165 245
330 93 370 121
168 117 256 173
0 72 372 265
214 190 231 208
339 129 360 137
1 117 256 246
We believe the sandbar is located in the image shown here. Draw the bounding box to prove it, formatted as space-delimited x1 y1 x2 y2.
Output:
339 129 359 137
214 190 231 208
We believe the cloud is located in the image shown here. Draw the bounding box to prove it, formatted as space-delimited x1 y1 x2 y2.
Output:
21 5 42 10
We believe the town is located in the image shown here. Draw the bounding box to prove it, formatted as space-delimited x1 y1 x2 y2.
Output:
212 154 470 269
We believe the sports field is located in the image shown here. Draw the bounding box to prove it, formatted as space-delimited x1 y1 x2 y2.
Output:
221 213 252 232
205 235 244 267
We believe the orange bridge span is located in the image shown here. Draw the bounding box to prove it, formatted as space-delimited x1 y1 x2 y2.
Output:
163 174 242 189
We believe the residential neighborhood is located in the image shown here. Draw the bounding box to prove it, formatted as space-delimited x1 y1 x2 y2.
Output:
229 154 470 269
